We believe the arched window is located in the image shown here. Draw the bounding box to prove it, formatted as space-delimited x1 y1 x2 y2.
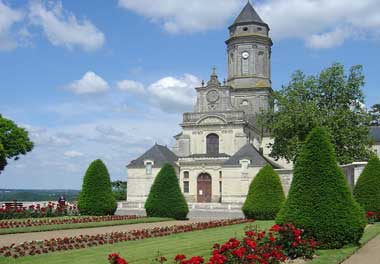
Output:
206 133 219 155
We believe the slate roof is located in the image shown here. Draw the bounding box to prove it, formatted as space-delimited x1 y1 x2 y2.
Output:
127 144 178 168
370 126 380 143
232 1 267 26
188 153 230 159
224 143 280 168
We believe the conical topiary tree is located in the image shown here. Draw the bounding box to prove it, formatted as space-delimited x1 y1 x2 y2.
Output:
276 127 366 249
242 165 285 220
77 159 117 216
354 156 380 212
145 163 189 220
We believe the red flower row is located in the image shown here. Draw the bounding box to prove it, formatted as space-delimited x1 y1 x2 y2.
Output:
366 212 380 224
108 223 318 264
0 218 254 258
0 203 79 220
0 215 144 229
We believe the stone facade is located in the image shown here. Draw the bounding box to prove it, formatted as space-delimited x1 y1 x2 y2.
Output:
125 2 372 206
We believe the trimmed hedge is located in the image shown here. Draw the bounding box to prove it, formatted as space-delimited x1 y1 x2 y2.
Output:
276 127 366 249
77 159 117 216
354 156 380 212
145 163 189 220
242 165 285 220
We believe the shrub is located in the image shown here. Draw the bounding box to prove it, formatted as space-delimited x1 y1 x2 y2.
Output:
145 163 188 220
276 127 366 249
77 159 117 216
353 156 380 212
242 165 285 220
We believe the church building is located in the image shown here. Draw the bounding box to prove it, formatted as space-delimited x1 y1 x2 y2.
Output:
126 2 378 206
127 2 292 204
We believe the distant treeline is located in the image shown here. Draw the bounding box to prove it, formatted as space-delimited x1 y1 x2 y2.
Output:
0 189 80 202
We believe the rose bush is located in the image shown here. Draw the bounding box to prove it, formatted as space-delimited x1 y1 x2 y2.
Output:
0 218 253 258
0 202 79 220
107 223 318 264
366 212 380 224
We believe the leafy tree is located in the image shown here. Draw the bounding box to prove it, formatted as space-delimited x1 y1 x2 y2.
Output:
260 63 372 164
77 159 117 215
145 163 188 220
353 156 380 212
276 127 366 249
369 104 380 126
0 114 34 173
242 165 285 220
111 180 127 201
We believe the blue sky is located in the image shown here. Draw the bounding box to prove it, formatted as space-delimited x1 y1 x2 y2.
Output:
0 0 379 189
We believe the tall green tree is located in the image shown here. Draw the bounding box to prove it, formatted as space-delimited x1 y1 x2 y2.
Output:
0 114 34 173
111 180 127 201
145 164 188 220
242 165 285 220
369 104 380 126
353 156 380 212
260 63 372 164
77 159 117 215
276 127 366 249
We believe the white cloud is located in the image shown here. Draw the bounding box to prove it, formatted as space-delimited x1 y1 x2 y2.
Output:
147 74 199 112
65 72 109 95
0 1 23 51
119 0 380 48
64 150 84 158
118 0 243 33
29 0 105 51
117 80 145 94
306 27 352 49
257 0 380 48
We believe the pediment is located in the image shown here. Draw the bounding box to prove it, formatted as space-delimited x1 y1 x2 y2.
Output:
197 116 227 125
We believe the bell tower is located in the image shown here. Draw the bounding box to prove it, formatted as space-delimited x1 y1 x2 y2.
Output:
226 1 272 89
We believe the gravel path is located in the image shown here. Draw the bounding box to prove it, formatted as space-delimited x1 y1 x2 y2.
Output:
342 235 380 264
0 219 209 247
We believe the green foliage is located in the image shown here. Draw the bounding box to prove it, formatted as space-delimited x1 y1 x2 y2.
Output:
111 180 127 201
242 165 285 220
77 159 117 216
369 104 380 126
260 63 372 164
0 114 34 173
145 163 189 220
354 156 380 212
276 127 366 249
0 143 5 172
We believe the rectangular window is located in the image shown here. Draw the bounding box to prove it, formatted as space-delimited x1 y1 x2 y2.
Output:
183 181 189 193
146 163 152 175
219 181 222 193
184 171 189 179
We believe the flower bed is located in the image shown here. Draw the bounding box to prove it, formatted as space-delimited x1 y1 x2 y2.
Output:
366 212 380 224
107 223 318 264
0 202 79 220
0 215 144 229
0 218 254 258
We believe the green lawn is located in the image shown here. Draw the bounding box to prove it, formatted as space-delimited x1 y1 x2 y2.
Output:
0 217 170 234
310 223 380 264
1 221 379 264
0 221 274 264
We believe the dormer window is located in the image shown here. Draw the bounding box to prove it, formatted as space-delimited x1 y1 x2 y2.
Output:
144 160 154 175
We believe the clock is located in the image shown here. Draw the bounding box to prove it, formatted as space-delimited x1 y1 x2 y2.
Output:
242 51 250 59
206 90 220 103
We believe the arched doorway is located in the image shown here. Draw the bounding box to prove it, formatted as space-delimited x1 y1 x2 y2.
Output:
206 133 219 155
197 173 212 203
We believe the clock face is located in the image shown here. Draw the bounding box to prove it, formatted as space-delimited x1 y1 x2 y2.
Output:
242 52 250 59
206 90 220 103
